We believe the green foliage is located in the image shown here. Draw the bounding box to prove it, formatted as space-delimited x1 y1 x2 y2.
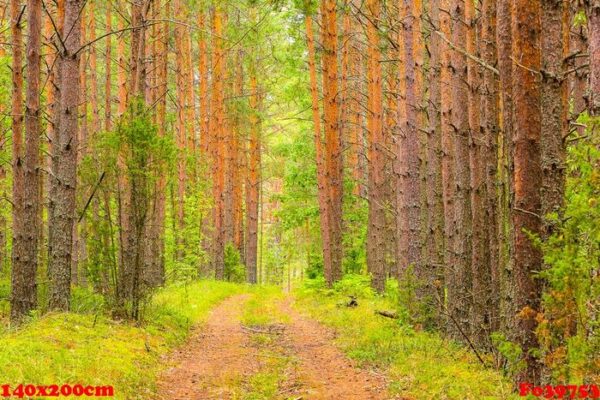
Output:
224 243 246 283
332 274 375 299
537 116 600 382
491 332 524 377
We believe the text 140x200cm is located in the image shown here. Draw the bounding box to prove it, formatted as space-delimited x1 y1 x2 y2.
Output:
0 384 114 398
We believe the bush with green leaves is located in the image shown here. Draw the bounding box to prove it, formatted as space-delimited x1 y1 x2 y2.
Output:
224 243 246 282
536 116 599 383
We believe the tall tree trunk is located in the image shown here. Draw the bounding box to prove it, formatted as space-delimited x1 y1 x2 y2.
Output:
365 0 385 293
466 0 489 348
197 7 212 274
497 0 516 336
149 0 168 286
449 0 473 340
511 0 543 384
0 2 6 275
587 0 600 114
48 0 83 311
11 0 42 322
305 13 332 289
211 6 226 279
481 0 501 333
72 7 86 287
321 0 343 286
570 1 588 119
198 10 210 156
397 0 422 282
232 52 244 257
174 0 186 261
104 2 112 132
10 0 24 315
439 0 457 336
541 0 567 239
246 59 261 284
425 0 445 328
115 5 131 304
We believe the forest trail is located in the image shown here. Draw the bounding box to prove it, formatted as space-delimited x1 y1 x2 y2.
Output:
156 294 391 400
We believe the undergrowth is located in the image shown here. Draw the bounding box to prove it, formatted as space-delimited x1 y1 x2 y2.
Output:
0 280 245 399
295 275 518 400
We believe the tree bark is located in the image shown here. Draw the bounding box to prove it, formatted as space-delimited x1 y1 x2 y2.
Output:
397 0 422 283
587 0 600 114
211 6 226 279
541 0 567 239
48 0 83 311
365 0 386 293
11 0 42 322
425 0 445 329
246 59 261 284
321 0 343 286
481 0 501 333
305 13 332 289
466 0 490 348
439 0 457 337
511 0 543 384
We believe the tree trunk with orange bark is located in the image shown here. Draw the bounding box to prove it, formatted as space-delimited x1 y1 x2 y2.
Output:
305 13 332 287
511 0 543 384
211 7 227 279
586 0 600 114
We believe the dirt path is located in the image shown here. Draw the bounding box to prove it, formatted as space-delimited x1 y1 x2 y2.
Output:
279 298 389 400
156 294 260 399
156 294 391 400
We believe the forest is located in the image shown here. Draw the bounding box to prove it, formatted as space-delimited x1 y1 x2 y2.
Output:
0 0 598 398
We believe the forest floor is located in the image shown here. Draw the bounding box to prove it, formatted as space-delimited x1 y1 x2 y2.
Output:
156 293 391 400
0 278 515 399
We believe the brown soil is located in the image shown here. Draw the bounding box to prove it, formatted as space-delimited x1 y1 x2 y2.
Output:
279 298 390 400
156 294 259 399
156 294 392 400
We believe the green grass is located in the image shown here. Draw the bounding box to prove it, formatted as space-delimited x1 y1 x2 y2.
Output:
295 275 519 400
238 287 295 400
241 285 289 328
0 280 246 399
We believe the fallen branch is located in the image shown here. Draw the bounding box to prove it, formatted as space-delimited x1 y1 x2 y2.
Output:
241 324 285 335
375 310 399 319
